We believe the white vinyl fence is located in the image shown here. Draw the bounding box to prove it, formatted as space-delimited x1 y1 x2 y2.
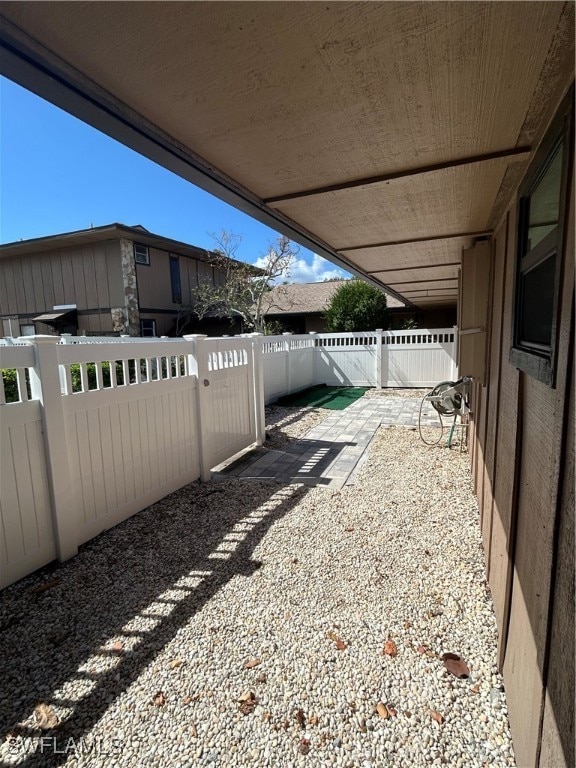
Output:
1 327 456 588
0 334 264 589
261 328 458 403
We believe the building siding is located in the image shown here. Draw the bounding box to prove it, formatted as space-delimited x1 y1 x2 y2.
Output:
469 84 574 768
0 239 124 336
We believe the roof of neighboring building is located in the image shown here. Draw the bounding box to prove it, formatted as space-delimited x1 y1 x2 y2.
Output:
262 280 404 316
0 223 229 264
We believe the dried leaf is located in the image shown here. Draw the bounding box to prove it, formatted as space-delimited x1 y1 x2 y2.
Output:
33 703 59 730
387 705 398 717
298 738 311 755
470 683 481 694
295 708 306 729
153 692 166 707
238 691 257 715
243 658 261 669
170 659 184 669
442 653 470 679
383 639 398 657
239 700 256 715
403 621 412 629
327 630 346 650
238 691 256 703
31 579 61 595
190 723 198 738
110 641 125 653
309 715 319 726
182 696 193 705
262 711 272 722
376 702 390 720
430 709 444 725
417 644 428 654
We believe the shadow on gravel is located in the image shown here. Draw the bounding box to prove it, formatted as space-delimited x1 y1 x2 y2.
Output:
0 479 310 767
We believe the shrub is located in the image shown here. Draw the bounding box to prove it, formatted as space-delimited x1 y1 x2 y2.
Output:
1 368 19 403
324 280 389 332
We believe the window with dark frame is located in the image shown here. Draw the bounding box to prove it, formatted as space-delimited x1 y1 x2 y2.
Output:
134 243 150 265
140 319 156 337
170 254 182 304
511 86 573 387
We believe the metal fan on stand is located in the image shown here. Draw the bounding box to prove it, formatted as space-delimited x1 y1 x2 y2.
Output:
419 377 472 448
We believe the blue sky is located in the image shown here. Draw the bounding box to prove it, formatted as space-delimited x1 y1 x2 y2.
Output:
0 76 348 283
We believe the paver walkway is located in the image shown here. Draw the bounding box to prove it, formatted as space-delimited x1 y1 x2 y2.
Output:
215 397 444 488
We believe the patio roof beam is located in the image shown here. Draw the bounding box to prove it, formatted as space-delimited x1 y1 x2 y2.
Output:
386 278 459 286
263 150 531 204
337 230 493 252
366 262 461 275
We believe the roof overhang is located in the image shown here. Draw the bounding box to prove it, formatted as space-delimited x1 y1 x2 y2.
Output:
0 2 573 308
34 309 77 326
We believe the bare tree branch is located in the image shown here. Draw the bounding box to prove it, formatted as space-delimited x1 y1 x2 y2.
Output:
180 232 299 334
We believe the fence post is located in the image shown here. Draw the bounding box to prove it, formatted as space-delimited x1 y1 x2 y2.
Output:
25 336 78 562
184 334 212 482
249 334 266 447
375 329 384 389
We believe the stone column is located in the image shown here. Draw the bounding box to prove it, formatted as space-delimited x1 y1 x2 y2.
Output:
119 238 140 335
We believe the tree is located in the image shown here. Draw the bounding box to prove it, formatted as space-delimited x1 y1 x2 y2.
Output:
176 231 298 335
324 279 389 332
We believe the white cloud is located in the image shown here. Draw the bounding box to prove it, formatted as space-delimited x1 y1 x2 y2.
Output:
253 253 348 284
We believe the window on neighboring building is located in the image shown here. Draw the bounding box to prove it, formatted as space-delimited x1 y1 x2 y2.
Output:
140 319 156 337
170 254 182 304
134 243 150 265
511 86 573 386
20 324 36 336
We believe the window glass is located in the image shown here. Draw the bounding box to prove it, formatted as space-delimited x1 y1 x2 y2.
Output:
527 144 563 251
140 319 156 337
519 254 556 348
134 244 150 265
170 255 182 304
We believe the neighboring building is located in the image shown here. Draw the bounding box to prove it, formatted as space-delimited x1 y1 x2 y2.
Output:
261 280 454 333
0 223 244 338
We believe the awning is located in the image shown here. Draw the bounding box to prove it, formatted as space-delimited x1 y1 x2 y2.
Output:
0 3 573 309
34 310 77 325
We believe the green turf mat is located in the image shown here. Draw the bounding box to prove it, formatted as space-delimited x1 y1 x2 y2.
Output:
275 385 369 410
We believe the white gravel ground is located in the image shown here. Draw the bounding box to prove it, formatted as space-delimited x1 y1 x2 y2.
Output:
264 406 327 449
0 408 514 768
363 388 430 400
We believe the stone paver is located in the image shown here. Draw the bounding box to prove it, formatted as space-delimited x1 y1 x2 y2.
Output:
215 396 445 487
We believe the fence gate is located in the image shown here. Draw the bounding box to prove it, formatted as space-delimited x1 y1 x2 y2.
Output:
197 337 257 471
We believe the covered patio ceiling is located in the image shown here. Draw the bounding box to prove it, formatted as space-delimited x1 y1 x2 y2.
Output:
0 2 573 309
